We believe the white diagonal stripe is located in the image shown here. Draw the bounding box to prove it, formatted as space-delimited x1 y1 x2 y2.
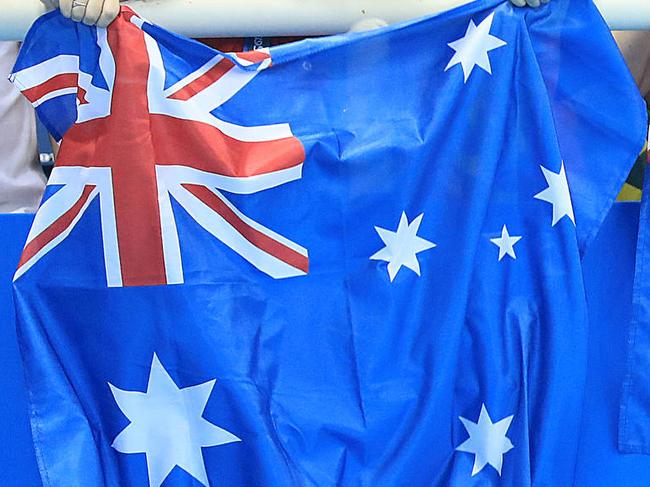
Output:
163 54 225 98
169 183 306 278
15 187 99 282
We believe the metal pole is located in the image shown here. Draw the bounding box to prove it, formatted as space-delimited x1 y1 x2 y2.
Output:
594 0 650 31
0 0 648 42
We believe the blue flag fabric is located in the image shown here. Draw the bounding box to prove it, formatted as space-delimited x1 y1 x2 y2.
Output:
620 159 650 453
0 216 42 487
2 204 648 487
11 0 646 485
575 201 650 486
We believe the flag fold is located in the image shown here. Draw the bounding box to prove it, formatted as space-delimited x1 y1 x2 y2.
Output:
11 0 646 485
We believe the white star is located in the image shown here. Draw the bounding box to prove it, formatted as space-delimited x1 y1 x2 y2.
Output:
445 12 507 82
109 354 241 487
534 161 576 226
456 404 514 477
489 225 522 261
370 212 436 282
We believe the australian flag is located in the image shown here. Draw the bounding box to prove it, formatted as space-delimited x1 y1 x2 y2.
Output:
10 0 647 485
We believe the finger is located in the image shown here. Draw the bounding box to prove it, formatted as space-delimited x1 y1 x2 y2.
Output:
82 0 105 25
527 0 541 7
70 0 88 21
59 0 74 18
96 0 120 28
510 0 527 7
541 0 550 4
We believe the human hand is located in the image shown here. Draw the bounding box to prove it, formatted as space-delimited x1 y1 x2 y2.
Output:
509 0 550 7
613 31 650 99
41 0 120 27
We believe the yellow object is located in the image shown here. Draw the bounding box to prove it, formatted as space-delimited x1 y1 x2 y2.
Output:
618 182 643 201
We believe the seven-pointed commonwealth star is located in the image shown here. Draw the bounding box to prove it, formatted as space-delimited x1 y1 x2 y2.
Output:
490 225 522 261
445 12 507 82
534 161 576 226
109 354 241 487
370 212 436 282
456 404 514 477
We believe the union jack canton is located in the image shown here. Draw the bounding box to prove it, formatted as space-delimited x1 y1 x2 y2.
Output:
10 8 308 287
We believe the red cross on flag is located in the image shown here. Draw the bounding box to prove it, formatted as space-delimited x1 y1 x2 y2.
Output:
10 8 309 287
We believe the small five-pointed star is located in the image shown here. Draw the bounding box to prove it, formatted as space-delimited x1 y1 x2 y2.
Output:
370 212 436 282
109 354 241 487
445 12 507 82
490 225 522 261
456 403 514 477
534 161 576 226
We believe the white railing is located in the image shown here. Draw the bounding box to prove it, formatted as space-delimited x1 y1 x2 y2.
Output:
0 0 647 41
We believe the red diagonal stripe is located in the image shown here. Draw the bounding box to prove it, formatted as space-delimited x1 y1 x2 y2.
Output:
183 184 309 274
168 58 235 101
18 185 96 269
22 73 78 103
235 50 271 64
